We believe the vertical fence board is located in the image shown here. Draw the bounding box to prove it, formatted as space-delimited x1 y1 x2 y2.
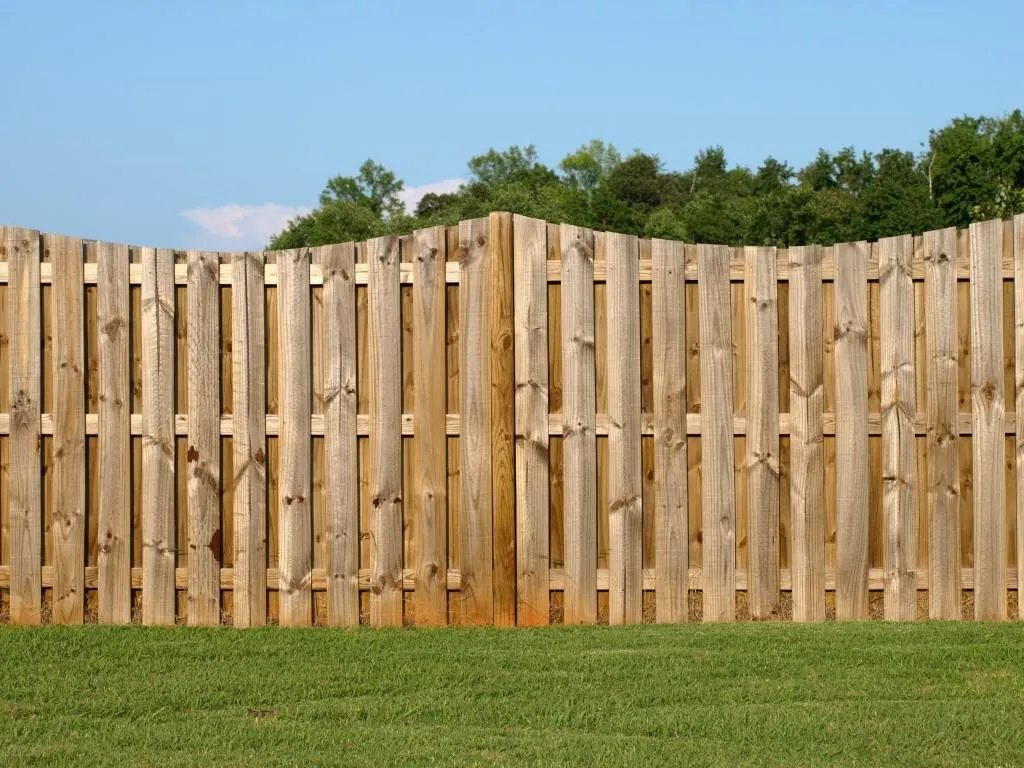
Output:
606 232 642 625
744 246 780 619
232 252 267 627
7 228 41 624
410 228 448 626
488 212 516 627
698 244 736 621
278 248 312 627
652 239 688 622
789 245 825 621
513 215 549 626
1016 214 1024 607
317 243 359 626
834 241 869 619
97 242 131 623
970 219 1006 620
879 235 918 621
141 247 176 625
367 236 403 626
50 235 85 624
458 219 493 625
560 224 597 625
186 251 221 625
923 228 960 619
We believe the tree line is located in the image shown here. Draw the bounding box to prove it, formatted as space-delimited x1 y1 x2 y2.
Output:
269 110 1024 250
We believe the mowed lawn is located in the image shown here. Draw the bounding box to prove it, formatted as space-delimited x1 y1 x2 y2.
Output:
2 622 1023 767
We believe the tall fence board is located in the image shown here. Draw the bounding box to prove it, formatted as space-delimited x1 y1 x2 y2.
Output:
1 215 1022 626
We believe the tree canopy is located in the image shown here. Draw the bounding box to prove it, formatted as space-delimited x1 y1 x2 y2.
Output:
268 110 1024 250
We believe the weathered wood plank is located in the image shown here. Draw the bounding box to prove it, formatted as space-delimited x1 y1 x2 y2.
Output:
186 250 221 625
368 235 403 626
410 228 448 626
970 219 1007 620
561 224 597 625
879 235 918 620
1016 214 1024 613
458 219 494 625
513 215 549 626
488 212 516 627
319 243 359 626
834 241 869 619
141 247 176 625
231 251 267 627
606 232 642 625
698 244 736 622
50 235 86 624
789 245 826 621
744 246 780 619
7 228 41 624
96 241 131 624
652 239 688 622
277 248 312 626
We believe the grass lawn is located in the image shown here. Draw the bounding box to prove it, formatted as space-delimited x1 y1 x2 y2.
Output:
1 622 1023 767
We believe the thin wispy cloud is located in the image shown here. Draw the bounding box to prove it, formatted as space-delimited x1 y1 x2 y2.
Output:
181 203 311 250
398 178 465 215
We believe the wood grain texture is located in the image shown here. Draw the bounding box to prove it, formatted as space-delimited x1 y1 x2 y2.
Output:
560 224 597 625
367 236 403 626
923 227 960 619
141 247 176 625
969 219 1007 620
458 219 493 625
186 250 221 625
277 248 313 627
834 241 869 619
744 246 780 619
698 244 736 622
789 245 826 622
49 235 85 624
513 215 549 626
1016 214 1024 612
488 212 516 627
606 232 642 625
231 251 267 627
879 235 918 621
7 228 41 624
317 243 359 626
652 239 688 622
96 241 131 624
411 228 448 626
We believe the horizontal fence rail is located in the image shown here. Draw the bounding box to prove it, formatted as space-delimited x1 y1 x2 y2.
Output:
1 214 1023 626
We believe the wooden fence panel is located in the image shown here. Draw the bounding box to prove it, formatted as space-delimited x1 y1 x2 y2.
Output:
699 244 736 622
970 219 1006 620
187 250 221 625
7 227 41 624
606 232 642 625
744 246 780 619
489 212 516 627
141 247 176 625
1016 214 1024 602
789 245 825 621
411 228 448 626
923 227 961 619
232 251 267 627
560 224 597 625
879 235 918 621
50 235 85 624
513 215 549 626
652 239 688 622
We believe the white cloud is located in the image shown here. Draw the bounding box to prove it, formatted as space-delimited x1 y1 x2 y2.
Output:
398 178 466 214
180 203 311 249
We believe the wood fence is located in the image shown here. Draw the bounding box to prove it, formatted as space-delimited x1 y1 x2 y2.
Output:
1 214 1022 626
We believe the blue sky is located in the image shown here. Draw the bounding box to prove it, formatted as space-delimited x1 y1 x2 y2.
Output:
2 0 1022 250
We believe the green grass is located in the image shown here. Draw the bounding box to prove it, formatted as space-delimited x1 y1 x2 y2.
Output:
2 622 1023 767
